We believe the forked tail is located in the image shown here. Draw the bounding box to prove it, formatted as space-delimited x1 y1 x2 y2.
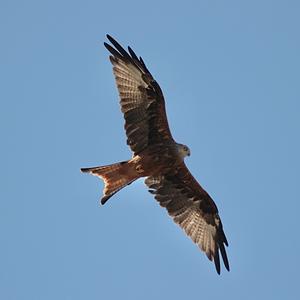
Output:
81 160 139 204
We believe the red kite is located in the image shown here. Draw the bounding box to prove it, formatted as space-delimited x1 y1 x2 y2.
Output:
81 35 229 274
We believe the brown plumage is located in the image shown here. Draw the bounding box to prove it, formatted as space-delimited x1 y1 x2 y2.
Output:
81 35 230 274
81 160 139 204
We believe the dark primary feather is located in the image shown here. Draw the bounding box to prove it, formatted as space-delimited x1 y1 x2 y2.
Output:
104 35 174 155
128 46 139 62
145 163 230 274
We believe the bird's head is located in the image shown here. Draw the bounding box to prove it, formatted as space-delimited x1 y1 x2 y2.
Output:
176 143 191 159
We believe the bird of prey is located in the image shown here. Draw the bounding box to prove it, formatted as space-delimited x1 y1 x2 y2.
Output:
81 35 230 274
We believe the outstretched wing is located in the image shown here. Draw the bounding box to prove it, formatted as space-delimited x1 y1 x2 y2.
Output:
145 163 229 274
104 35 173 155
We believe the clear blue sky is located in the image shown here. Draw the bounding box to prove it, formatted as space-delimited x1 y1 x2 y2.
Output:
1 0 299 299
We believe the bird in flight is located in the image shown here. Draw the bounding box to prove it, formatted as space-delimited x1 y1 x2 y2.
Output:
81 35 230 274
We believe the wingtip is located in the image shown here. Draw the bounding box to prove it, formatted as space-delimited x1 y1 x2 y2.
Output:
106 34 118 48
219 242 230 272
106 34 119 47
214 249 221 275
100 194 112 205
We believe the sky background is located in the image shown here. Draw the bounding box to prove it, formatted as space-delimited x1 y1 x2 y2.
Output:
1 0 300 299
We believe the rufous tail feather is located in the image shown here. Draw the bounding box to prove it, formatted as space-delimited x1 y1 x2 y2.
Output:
81 160 139 204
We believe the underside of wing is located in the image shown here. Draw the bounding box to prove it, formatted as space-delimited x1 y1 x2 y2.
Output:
104 35 173 155
145 163 229 274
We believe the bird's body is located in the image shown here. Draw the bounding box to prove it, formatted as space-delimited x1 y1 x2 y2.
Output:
135 142 191 175
81 141 189 204
81 35 230 274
